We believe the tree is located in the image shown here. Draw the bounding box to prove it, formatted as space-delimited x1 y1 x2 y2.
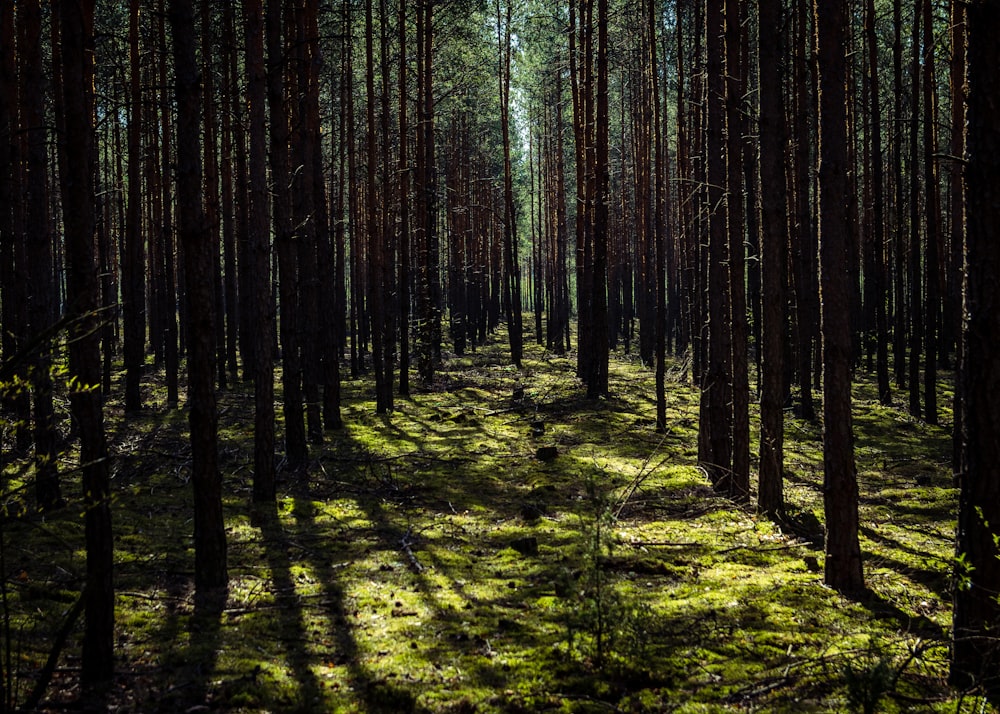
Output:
170 0 228 592
952 0 1000 698
725 0 749 502
698 0 734 490
243 0 275 503
267 0 308 466
921 0 939 425
123 0 146 413
864 0 891 407
497 0 523 368
757 0 788 516
57 0 114 683
814 0 863 594
21 0 62 510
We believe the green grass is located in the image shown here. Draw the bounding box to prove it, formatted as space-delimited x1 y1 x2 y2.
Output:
0 334 982 712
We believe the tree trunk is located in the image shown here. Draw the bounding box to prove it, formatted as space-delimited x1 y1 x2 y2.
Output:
124 0 146 413
243 0 275 502
952 1 1000 697
57 0 115 682
921 0 939 425
726 0 749 501
170 0 228 593
757 0 787 517
267 0 308 467
398 0 411 396
21 0 61 510
815 0 864 595
699 0 734 489
865 0 891 406
497 0 523 368
948 0 966 470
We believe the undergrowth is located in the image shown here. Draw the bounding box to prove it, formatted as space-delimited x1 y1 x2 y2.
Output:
0 331 979 712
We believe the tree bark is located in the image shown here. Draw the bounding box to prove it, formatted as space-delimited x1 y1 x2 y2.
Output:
814 0 864 595
952 1 1000 697
170 0 228 592
757 0 788 517
699 0 734 489
243 0 275 502
57 0 115 682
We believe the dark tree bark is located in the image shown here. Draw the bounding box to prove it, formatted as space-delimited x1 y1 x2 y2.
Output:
865 0 891 406
57 0 114 682
0 4 15 452
365 0 389 413
814 0 864 595
589 0 610 398
649 0 667 433
497 0 523 368
124 0 146 413
907 0 922 418
952 0 1000 697
158 1 180 408
21 0 61 510
790 0 817 422
292 0 326 436
221 1 241 384
921 0 939 425
170 0 228 592
243 0 275 502
698 0 734 489
891 0 906 389
267 0 308 467
757 0 788 517
398 0 411 396
414 0 439 384
725 0 749 502
948 0 966 470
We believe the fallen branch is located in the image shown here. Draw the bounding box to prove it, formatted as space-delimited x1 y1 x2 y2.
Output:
20 592 85 712
400 532 425 573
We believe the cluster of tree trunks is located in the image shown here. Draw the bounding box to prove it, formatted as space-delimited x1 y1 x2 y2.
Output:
0 0 998 701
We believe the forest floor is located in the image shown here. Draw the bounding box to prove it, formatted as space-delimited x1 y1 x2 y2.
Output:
1 332 979 713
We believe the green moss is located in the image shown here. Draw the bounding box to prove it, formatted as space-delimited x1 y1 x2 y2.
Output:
0 340 964 712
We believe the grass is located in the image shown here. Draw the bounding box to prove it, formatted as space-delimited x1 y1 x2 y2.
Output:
0 332 982 712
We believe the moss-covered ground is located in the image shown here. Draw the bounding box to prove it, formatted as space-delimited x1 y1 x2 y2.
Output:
0 334 982 712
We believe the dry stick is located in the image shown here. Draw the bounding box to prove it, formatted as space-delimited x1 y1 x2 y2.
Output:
20 593 84 711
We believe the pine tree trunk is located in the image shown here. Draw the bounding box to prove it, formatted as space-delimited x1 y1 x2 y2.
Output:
243 0 275 502
170 0 228 592
757 0 788 517
57 0 115 682
952 1 1000 696
815 0 864 595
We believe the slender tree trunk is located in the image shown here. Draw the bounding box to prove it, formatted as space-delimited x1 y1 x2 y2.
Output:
907 0 922 418
267 0 307 467
757 0 787 516
948 0 966 470
921 0 939 425
952 1 1000 696
497 0 523 368
21 0 61 510
866 0 891 406
699 0 734 488
815 0 864 595
170 0 228 593
159 1 180 408
398 0 411 396
726 0 749 501
650 0 667 433
243 0 275 502
124 0 146 412
57 0 114 682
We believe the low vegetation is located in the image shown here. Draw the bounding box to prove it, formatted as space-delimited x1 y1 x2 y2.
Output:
0 336 973 712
